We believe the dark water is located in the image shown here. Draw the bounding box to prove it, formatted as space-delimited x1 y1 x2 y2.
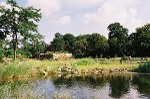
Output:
0 73 150 99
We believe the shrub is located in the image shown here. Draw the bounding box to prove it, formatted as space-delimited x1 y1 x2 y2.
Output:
4 49 14 58
138 61 150 73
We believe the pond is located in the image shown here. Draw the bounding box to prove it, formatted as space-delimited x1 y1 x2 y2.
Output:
0 73 150 99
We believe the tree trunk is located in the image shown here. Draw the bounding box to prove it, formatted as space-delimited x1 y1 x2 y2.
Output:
13 32 17 61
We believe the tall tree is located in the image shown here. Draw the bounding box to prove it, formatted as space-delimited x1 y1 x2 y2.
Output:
87 33 108 57
108 22 128 56
73 35 89 58
51 32 65 52
63 33 75 53
131 23 150 56
0 0 41 60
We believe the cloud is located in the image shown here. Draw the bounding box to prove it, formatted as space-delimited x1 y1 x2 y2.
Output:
82 0 144 33
26 0 62 17
54 16 72 25
65 0 104 8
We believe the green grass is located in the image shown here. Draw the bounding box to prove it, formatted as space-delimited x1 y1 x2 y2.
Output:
1 62 31 78
0 58 140 79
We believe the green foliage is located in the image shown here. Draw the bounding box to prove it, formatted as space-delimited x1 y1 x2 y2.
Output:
73 35 88 58
51 32 65 52
108 22 128 56
63 33 75 53
72 33 108 58
4 49 14 58
87 33 109 57
0 0 42 60
130 24 150 57
138 61 150 73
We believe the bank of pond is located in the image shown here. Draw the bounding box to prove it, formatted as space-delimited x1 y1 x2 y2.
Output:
0 58 150 79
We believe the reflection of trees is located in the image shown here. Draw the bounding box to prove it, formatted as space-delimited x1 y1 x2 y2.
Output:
132 74 150 96
109 75 130 98
53 75 109 88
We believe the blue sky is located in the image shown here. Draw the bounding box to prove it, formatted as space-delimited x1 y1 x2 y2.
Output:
0 0 150 43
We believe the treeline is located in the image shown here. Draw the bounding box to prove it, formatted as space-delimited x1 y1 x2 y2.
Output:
50 22 150 58
1 20 150 60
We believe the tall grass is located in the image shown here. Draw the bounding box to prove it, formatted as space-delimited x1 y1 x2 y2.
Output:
0 62 32 78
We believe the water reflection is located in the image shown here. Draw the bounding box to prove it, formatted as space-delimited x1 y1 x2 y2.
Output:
0 73 150 99
132 74 150 98
109 74 130 98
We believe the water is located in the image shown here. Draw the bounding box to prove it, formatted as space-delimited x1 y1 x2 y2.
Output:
0 73 150 99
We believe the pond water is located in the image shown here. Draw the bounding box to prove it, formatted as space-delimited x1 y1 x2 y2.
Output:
0 73 150 99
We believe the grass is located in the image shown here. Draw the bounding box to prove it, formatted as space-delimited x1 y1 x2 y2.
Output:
0 58 141 79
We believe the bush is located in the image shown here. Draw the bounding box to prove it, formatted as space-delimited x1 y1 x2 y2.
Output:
138 61 150 73
4 49 14 58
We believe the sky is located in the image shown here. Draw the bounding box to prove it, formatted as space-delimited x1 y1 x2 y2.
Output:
0 0 150 44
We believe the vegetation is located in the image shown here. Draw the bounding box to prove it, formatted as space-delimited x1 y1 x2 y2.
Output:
0 0 42 60
138 61 150 73
50 23 150 58
0 58 140 79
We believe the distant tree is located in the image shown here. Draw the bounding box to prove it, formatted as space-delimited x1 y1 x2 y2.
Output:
131 23 150 56
0 0 41 60
108 22 128 56
73 35 88 58
63 33 75 53
51 32 65 52
87 33 108 57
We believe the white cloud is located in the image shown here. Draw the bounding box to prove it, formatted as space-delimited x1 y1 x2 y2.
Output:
26 0 62 17
54 16 71 25
82 0 144 33
65 0 103 8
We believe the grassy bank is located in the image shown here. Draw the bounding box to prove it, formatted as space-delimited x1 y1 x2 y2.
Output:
0 58 142 79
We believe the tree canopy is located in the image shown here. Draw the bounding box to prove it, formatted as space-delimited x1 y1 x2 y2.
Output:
0 0 42 60
108 22 128 56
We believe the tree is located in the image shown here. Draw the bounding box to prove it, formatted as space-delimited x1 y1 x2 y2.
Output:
87 33 108 57
63 33 75 53
0 0 41 60
20 33 47 58
108 22 128 56
51 33 65 52
131 23 150 56
73 35 89 58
